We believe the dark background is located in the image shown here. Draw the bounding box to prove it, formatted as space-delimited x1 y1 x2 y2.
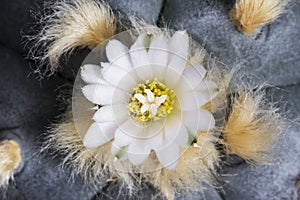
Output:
0 0 299 199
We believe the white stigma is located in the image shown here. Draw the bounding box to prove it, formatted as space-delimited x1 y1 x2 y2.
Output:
134 89 167 116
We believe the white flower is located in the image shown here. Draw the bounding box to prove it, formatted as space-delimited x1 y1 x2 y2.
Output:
80 31 218 169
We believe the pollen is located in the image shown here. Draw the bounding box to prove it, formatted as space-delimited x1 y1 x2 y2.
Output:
128 78 176 124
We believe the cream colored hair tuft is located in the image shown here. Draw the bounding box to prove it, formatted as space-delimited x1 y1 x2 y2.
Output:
229 0 287 35
28 0 116 77
222 89 282 163
0 140 22 190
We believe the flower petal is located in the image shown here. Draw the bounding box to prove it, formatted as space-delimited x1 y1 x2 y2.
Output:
168 31 189 72
82 84 129 105
130 34 151 68
93 106 114 122
148 35 169 81
102 63 136 90
135 65 154 82
156 143 180 169
181 65 207 89
145 120 165 150
152 65 167 82
195 80 219 102
148 35 169 66
121 119 147 138
150 116 188 149
83 122 116 148
173 73 194 94
130 35 153 81
146 131 163 151
163 115 182 147
183 109 215 131
168 31 189 62
80 64 102 84
167 55 187 76
163 67 183 89
93 104 128 123
127 141 151 165
106 39 132 71
112 104 130 125
114 127 135 147
174 125 189 147
178 91 209 110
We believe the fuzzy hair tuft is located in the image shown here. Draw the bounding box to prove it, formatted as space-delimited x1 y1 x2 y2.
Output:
222 89 282 163
229 0 287 35
28 0 116 77
0 140 22 189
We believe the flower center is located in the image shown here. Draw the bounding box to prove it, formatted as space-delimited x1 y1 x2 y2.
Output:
128 78 176 123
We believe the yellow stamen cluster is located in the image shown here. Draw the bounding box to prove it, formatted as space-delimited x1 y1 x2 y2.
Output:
129 78 176 124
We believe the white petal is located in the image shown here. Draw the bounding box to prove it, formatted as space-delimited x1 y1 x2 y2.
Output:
131 34 146 49
111 104 130 125
82 84 128 105
130 34 151 68
134 94 147 104
93 105 128 124
173 74 194 94
102 64 136 90
181 65 207 89
167 55 186 75
148 35 169 66
150 117 188 149
174 125 189 147
141 104 150 114
167 31 189 75
145 89 154 102
127 141 151 165
102 64 126 84
114 127 135 147
106 40 132 71
80 64 102 84
135 65 153 81
145 120 165 150
156 143 180 169
178 91 210 110
163 67 182 89
168 31 189 61
166 54 187 86
183 109 215 131
195 80 219 101
93 106 114 122
146 131 163 151
163 115 182 147
152 65 167 82
113 69 138 91
118 119 146 139
147 120 164 138
106 40 128 61
83 122 116 148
